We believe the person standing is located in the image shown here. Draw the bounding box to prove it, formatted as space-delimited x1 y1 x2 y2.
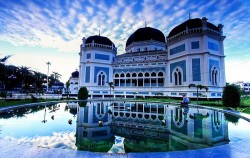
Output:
181 94 189 106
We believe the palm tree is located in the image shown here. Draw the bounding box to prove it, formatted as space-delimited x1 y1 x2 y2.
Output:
188 84 208 104
66 80 70 99
52 71 61 82
0 55 11 63
108 82 114 100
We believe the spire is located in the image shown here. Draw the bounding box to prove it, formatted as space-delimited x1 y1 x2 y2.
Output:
189 13 191 20
145 21 147 27
99 30 100 36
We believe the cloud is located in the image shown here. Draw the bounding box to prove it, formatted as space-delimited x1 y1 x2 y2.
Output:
0 0 250 82
3 131 76 150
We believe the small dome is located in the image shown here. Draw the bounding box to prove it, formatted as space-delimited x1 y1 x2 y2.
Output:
85 35 115 47
126 27 165 47
71 71 79 78
167 18 219 38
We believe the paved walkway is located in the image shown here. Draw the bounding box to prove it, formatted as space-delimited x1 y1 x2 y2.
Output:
1 138 250 158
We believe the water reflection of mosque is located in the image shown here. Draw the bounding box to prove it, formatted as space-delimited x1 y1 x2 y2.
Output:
76 101 229 152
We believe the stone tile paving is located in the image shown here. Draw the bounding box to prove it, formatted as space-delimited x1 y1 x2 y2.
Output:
1 139 250 158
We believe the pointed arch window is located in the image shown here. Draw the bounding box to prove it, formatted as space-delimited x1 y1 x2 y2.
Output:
98 72 106 86
174 72 178 85
212 67 218 85
173 68 183 85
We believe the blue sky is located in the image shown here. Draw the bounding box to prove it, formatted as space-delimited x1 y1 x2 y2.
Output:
0 0 250 83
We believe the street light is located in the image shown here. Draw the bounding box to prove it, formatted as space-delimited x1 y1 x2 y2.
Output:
46 62 51 93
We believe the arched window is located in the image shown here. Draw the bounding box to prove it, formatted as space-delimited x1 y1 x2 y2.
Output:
98 72 106 86
212 67 218 85
145 72 150 77
126 73 130 77
158 72 163 77
151 72 156 77
174 72 178 85
173 68 182 85
120 73 125 77
132 73 137 77
115 74 119 78
138 73 143 77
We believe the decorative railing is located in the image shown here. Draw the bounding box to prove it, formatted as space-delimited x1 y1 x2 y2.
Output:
84 43 117 51
167 27 221 43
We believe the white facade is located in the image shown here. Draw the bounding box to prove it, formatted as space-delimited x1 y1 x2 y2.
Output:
75 17 226 99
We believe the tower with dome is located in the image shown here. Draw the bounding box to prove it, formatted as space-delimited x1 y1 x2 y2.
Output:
71 17 226 99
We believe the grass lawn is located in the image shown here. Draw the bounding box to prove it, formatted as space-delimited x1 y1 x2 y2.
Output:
141 96 250 115
1 96 250 114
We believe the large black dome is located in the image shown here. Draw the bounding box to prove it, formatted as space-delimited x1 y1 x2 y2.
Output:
167 18 219 38
71 71 79 78
86 35 115 47
126 27 165 47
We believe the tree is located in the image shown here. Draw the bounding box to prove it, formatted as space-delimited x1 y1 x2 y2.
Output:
108 82 114 100
0 55 12 100
78 87 89 100
32 71 44 94
65 80 70 99
0 55 11 63
222 84 241 108
52 71 61 82
188 84 208 104
18 66 36 93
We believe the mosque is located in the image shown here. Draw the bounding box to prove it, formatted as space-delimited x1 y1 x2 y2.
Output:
66 17 226 99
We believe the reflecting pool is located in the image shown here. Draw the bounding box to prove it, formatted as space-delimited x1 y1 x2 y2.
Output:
0 101 250 153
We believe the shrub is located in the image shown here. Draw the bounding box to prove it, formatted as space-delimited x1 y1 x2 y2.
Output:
222 84 241 107
78 87 89 100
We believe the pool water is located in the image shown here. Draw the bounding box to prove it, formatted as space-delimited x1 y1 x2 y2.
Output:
0 101 250 153
0 103 76 149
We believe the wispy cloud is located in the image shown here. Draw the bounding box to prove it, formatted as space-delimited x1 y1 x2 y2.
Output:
0 0 249 82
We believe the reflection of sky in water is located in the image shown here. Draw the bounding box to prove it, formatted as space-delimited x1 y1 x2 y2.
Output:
108 135 125 153
228 118 250 142
3 131 76 150
0 103 76 148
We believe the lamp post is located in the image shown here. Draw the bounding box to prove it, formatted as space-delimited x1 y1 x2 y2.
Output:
46 62 51 93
